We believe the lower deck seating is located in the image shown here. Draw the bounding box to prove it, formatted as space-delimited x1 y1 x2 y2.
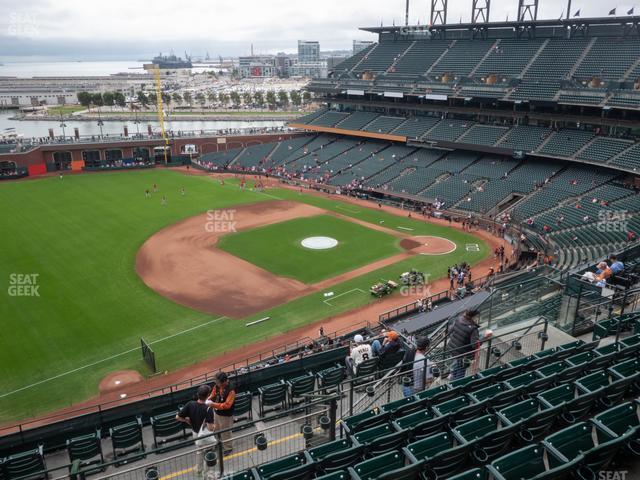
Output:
213 335 640 480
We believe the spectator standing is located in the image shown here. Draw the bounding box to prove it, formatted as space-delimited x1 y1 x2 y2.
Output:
207 372 236 455
176 384 214 473
446 310 480 380
412 337 433 394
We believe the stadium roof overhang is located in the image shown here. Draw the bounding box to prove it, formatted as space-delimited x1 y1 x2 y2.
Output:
360 15 640 34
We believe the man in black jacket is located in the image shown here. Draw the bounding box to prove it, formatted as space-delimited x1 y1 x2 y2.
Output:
446 309 480 380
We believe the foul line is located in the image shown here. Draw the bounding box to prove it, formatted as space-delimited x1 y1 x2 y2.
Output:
323 288 366 306
0 316 226 399
397 226 414 231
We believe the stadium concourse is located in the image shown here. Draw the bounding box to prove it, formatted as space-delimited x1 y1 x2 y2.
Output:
2 13 640 480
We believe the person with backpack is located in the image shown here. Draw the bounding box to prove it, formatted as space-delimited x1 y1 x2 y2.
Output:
176 384 215 473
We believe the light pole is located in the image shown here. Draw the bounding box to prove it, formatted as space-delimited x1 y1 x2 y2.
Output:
97 108 104 139
59 113 67 140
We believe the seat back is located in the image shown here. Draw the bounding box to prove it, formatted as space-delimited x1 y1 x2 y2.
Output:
150 412 186 440
349 450 405 480
67 430 102 463
259 382 287 406
233 391 253 416
110 419 143 450
537 384 574 408
319 445 365 472
355 358 379 378
305 439 350 462
592 402 640 436
267 464 315 480
256 453 306 479
288 374 315 398
486 444 577 480
3 448 46 480
317 366 345 391
416 385 459 405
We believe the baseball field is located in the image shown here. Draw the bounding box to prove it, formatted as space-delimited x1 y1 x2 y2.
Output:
0 169 490 424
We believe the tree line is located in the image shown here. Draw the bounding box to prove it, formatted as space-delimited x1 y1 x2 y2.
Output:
136 89 312 109
76 91 126 108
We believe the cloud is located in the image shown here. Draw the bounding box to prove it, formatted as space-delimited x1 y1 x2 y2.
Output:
0 0 631 58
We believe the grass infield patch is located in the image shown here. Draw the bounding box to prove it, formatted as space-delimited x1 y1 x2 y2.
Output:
217 214 402 283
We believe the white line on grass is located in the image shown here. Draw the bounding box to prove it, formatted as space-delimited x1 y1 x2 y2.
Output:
323 288 366 306
0 316 227 398
397 226 414 231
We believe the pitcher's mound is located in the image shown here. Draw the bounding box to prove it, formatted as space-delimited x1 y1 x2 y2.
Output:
99 370 144 394
400 236 457 255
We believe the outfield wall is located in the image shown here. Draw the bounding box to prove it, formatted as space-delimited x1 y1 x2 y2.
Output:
0 132 303 175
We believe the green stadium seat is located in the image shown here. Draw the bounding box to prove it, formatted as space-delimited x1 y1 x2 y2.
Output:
286 373 316 407
567 351 599 368
575 370 637 409
380 396 428 418
314 473 348 480
109 417 145 465
433 396 488 425
506 372 555 397
468 383 523 413
452 414 518 462
622 334 640 347
535 360 567 379
254 453 310 480
404 432 470 479
314 472 348 480
393 408 449 440
220 470 254 480
313 445 365 473
537 384 599 425
609 358 640 393
149 411 189 450
317 366 345 394
305 438 351 464
352 423 409 455
66 429 104 474
233 391 254 421
507 355 547 370
2 447 47 480
479 364 522 382
258 381 288 417
342 409 390 434
486 444 580 480
543 422 632 474
348 450 419 480
448 468 485 480
353 358 379 386
553 363 586 385
416 384 459 404
449 373 492 393
592 402 640 458
498 399 562 443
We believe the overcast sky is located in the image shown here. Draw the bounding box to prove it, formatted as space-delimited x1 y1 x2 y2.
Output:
0 0 636 60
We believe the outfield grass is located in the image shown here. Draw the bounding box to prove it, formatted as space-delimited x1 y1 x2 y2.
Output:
0 171 489 423
217 215 401 283
46 105 86 116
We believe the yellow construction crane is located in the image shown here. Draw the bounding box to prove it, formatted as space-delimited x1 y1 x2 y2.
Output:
144 64 169 164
